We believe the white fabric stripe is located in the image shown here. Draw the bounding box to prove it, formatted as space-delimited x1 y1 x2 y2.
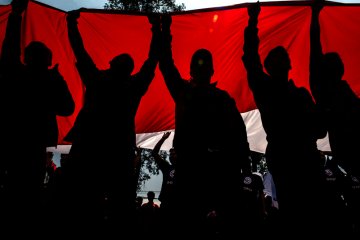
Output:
135 109 331 153
241 109 331 153
48 109 330 154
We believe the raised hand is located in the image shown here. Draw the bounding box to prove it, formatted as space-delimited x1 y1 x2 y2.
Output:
247 1 260 18
11 0 29 14
162 132 171 139
67 9 81 22
311 0 324 14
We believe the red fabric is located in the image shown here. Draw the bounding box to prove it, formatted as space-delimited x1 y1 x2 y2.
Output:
0 1 359 144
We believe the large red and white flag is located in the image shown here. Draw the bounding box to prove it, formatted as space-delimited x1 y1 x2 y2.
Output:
1 1 359 153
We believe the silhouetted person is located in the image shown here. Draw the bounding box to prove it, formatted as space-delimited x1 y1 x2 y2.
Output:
136 195 144 211
151 132 177 238
263 168 278 209
238 162 266 236
159 15 250 239
319 155 349 236
139 191 160 237
242 2 326 235
151 132 176 209
310 1 360 177
0 0 74 232
63 10 160 235
310 2 360 235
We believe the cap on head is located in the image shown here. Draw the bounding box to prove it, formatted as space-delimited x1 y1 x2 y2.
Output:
24 41 52 68
190 48 214 84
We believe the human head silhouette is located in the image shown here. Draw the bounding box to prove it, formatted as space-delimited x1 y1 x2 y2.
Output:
109 53 134 77
322 52 344 83
190 48 214 85
147 191 155 202
264 46 291 80
24 41 52 70
136 196 143 208
169 147 177 165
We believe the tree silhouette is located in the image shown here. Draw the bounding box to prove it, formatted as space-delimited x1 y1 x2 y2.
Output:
104 0 185 12
136 148 169 192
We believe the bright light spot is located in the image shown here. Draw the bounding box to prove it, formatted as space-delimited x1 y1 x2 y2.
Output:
213 14 218 23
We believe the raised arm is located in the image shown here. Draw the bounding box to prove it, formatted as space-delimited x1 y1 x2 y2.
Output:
132 14 161 96
0 0 28 69
309 0 324 102
158 14 186 101
66 10 98 87
242 2 266 92
151 132 171 169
